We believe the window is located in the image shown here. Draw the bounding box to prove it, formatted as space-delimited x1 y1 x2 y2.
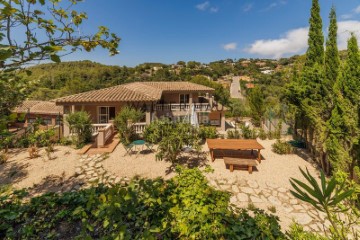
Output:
98 107 116 123
43 118 52 125
179 94 190 104
28 118 36 123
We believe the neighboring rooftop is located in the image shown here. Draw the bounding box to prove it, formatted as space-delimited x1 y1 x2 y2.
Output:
14 101 64 115
55 81 214 104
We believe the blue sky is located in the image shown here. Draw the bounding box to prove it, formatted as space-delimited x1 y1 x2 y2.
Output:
62 0 360 66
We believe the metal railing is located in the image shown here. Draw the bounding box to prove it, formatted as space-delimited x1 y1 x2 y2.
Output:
155 103 211 112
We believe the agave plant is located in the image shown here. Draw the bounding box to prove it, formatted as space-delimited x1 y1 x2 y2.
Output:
290 168 356 239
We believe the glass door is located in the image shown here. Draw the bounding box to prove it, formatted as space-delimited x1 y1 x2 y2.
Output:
98 107 116 123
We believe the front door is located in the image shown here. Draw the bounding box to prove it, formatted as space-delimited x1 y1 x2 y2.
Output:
98 106 116 123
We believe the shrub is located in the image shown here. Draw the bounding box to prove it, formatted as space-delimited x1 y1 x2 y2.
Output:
199 126 218 140
0 167 286 239
158 122 199 162
274 121 282 139
59 137 72 146
287 223 327 240
114 106 144 144
0 152 8 164
66 111 92 148
272 140 293 154
15 135 31 148
227 129 241 139
241 125 254 139
0 131 14 153
258 128 267 140
267 131 275 140
290 169 359 240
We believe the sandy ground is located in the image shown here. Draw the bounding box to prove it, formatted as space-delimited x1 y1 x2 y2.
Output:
0 146 79 194
102 139 319 190
1 139 320 197
205 139 320 189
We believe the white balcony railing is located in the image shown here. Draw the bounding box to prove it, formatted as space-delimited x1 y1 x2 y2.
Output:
91 124 108 133
155 103 211 112
91 123 114 148
133 122 147 134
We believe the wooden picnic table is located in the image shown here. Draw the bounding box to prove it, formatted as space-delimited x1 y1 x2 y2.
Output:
206 139 265 163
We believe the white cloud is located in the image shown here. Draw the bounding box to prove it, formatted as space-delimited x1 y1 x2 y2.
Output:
223 42 238 51
354 5 360 14
243 3 253 12
261 0 287 12
196 1 210 11
245 20 360 58
210 7 219 13
341 14 353 20
338 21 360 49
246 28 308 58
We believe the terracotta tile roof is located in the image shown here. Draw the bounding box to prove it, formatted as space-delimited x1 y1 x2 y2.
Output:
55 81 214 104
14 101 63 115
141 82 214 92
13 100 42 113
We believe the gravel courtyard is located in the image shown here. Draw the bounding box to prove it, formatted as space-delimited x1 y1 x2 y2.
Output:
1 139 325 232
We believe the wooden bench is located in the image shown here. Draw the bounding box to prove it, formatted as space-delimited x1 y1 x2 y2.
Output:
224 157 258 174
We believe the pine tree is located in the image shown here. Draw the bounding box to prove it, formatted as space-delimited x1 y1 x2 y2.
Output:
324 6 340 93
305 0 324 67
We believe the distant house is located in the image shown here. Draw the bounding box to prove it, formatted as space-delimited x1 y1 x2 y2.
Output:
55 82 226 145
255 61 267 67
239 75 253 82
245 83 255 89
13 100 63 127
240 60 251 67
261 70 274 75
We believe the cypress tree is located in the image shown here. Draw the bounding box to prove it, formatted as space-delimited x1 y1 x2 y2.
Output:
324 6 340 92
305 0 324 67
326 34 360 177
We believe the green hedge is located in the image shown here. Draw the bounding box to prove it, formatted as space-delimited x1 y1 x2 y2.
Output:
0 168 286 239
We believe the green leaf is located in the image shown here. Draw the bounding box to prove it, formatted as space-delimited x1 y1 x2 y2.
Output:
0 49 13 61
103 219 109 228
50 54 61 63
329 189 354 205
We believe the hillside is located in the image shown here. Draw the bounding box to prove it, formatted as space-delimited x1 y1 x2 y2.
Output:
25 57 300 101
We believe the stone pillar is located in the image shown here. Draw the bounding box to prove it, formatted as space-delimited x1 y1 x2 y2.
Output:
189 93 193 105
221 112 226 131
97 129 105 148
71 105 75 113
145 104 152 125
209 95 214 109
63 114 70 137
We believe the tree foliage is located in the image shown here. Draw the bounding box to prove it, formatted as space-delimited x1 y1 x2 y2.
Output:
65 111 92 148
0 0 119 69
247 86 265 127
305 0 324 67
290 168 359 239
114 106 144 144
0 167 285 239
0 0 120 131
324 6 340 95
325 34 360 177
143 119 200 163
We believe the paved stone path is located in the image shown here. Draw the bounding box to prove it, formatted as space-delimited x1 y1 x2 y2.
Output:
207 177 330 233
75 154 129 187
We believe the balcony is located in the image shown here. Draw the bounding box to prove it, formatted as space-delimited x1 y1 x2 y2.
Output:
91 123 115 148
155 103 212 112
